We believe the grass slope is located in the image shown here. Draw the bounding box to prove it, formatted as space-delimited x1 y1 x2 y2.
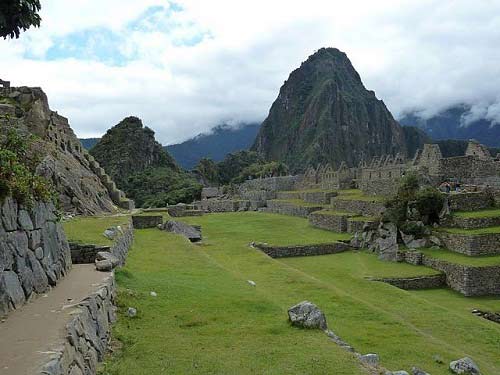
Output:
66 213 500 374
453 208 500 219
420 248 500 267
438 226 500 235
63 216 130 245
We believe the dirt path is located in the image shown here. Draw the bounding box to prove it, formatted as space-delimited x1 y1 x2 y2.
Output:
0 265 112 375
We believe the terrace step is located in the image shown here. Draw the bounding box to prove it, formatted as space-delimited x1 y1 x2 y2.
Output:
265 199 324 218
435 229 500 256
442 209 500 229
330 198 385 217
309 210 376 233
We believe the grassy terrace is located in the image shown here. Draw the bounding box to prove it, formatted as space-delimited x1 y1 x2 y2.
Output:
420 248 500 267
335 189 385 202
63 215 130 245
437 225 500 235
452 208 500 219
65 212 500 374
313 209 357 216
279 188 338 194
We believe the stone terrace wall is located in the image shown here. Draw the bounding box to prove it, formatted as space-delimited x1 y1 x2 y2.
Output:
441 215 500 229
266 200 323 218
40 274 116 375
255 242 351 258
132 215 162 229
399 251 500 296
239 176 301 194
303 191 338 204
447 191 494 211
372 274 446 290
107 222 134 266
0 197 71 316
195 199 251 213
330 199 385 216
436 231 500 256
70 244 110 264
309 212 350 232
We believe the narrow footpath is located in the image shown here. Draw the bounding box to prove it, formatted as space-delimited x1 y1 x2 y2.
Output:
0 265 112 375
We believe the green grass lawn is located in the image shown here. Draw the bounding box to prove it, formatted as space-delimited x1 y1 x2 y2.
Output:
335 189 386 202
452 208 500 219
438 225 500 235
419 248 500 267
63 215 131 245
82 212 500 374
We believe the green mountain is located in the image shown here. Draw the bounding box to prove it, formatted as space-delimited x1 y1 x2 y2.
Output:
165 123 261 169
90 117 201 207
79 137 100 150
252 47 409 171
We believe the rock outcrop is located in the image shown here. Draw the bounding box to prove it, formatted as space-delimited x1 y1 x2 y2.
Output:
160 220 202 242
252 47 409 171
287 301 327 330
0 86 130 214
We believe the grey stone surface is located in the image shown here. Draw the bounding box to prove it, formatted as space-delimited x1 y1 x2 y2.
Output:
18 209 34 230
359 353 379 366
449 357 481 374
95 260 113 272
127 307 137 318
1 271 26 309
132 215 163 229
161 220 202 242
96 251 119 268
411 367 430 375
288 301 327 330
255 242 351 258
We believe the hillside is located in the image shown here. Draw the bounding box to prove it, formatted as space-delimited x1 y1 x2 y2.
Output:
166 123 261 169
90 117 201 207
400 105 500 147
0 86 120 214
252 48 409 171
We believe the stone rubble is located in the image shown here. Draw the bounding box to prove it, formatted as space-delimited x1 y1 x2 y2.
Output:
287 301 327 330
449 357 481 374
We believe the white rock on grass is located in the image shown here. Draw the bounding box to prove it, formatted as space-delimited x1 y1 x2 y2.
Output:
449 357 481 374
247 280 256 287
127 307 137 318
150 291 157 297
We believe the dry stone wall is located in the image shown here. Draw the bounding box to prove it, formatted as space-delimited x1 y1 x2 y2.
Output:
309 211 350 232
255 242 351 258
330 199 384 216
447 191 494 211
436 231 500 256
372 274 446 290
40 275 117 375
441 215 500 229
266 200 323 218
0 197 71 316
132 215 163 229
399 251 500 296
70 244 110 264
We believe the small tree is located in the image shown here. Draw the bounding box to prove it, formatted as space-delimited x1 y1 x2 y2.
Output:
0 0 41 39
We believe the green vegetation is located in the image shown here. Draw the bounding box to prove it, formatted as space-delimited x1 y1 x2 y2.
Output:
87 212 500 374
336 189 385 202
0 0 41 39
0 122 53 206
453 208 500 219
194 150 290 186
384 174 444 236
438 226 500 235
63 215 130 245
419 248 500 267
90 117 202 208
349 215 377 222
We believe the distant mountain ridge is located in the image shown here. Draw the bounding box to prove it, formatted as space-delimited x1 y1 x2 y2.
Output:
165 123 261 169
400 105 500 148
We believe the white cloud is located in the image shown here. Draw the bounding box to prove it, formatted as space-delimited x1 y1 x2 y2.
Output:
1 0 499 144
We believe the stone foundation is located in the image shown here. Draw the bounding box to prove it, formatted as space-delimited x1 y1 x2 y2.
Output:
309 211 350 232
399 251 500 296
330 198 384 216
40 275 117 375
70 243 111 264
372 274 446 290
194 199 250 213
255 242 351 258
131 215 163 229
0 197 71 317
266 200 323 218
447 191 494 211
436 231 500 256
441 215 500 229
303 191 338 204
347 218 377 233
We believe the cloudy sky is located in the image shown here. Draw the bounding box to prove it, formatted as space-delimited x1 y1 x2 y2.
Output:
1 0 500 144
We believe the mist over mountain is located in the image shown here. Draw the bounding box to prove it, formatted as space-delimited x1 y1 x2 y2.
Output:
165 123 261 169
400 105 500 148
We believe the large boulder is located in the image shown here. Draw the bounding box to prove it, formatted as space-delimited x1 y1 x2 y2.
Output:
287 301 327 330
449 357 481 374
96 251 120 268
161 220 202 242
376 222 398 261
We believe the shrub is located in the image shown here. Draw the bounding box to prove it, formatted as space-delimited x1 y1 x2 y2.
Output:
415 187 444 224
0 124 53 206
